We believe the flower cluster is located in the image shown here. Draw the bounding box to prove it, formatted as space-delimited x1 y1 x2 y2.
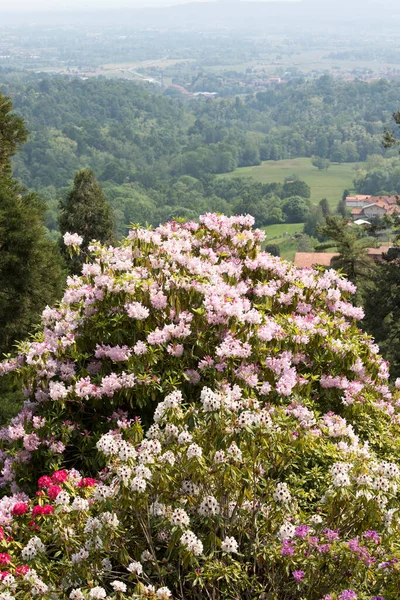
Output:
0 214 399 598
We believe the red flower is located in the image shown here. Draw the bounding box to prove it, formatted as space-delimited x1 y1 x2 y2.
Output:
37 476 52 489
11 503 28 517
41 505 54 515
0 572 9 580
51 469 68 484
32 505 54 517
15 565 30 576
78 477 96 488
0 554 11 565
47 485 62 500
0 527 4 540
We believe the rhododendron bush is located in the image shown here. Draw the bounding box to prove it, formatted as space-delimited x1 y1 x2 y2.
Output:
1 214 400 599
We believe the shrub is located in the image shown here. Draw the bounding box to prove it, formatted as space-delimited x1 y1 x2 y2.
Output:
0 213 400 599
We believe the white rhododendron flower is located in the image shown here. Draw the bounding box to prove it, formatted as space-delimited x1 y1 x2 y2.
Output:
63 232 83 247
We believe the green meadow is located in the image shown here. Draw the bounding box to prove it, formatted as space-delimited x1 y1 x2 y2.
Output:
262 223 305 239
221 157 361 209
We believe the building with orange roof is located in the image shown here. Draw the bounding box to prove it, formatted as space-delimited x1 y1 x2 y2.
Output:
348 195 400 219
294 253 339 268
294 247 392 269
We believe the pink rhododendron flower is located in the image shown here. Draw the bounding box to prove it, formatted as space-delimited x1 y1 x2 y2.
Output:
37 476 52 489
52 470 68 484
11 503 28 516
78 478 96 488
47 485 62 500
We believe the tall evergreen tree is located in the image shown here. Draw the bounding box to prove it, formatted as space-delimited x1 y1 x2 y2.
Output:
319 197 330 217
0 92 64 422
0 92 64 356
363 257 400 378
59 169 114 272
0 93 28 171
336 198 348 217
0 177 64 355
317 216 377 300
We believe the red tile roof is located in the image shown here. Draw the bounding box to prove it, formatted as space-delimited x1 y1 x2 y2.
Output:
346 195 371 201
367 246 390 256
295 248 392 268
294 252 339 268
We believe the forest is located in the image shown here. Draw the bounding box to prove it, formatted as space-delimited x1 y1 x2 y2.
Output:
0 71 399 234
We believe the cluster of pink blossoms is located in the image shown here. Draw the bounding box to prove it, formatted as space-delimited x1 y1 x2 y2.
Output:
0 213 397 496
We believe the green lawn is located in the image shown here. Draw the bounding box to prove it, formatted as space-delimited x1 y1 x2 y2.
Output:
262 222 304 239
261 224 305 262
221 157 362 209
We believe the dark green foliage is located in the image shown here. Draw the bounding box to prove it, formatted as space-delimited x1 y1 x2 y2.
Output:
319 198 330 217
317 216 377 292
336 198 348 217
282 195 310 223
0 92 28 170
312 156 331 170
383 110 400 149
0 91 64 357
0 176 65 356
363 257 400 378
282 180 311 199
264 244 280 257
304 205 325 239
59 169 115 272
0 380 23 426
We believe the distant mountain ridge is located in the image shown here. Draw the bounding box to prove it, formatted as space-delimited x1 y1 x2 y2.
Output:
2 0 400 30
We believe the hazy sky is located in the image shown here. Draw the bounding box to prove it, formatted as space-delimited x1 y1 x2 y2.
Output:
2 0 290 13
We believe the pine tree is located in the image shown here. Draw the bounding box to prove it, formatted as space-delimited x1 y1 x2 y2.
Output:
317 216 376 294
0 92 64 422
0 92 64 355
336 198 348 217
0 93 28 172
0 176 65 356
319 197 330 217
59 169 115 273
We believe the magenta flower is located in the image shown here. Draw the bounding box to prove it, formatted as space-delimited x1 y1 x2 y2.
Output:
280 540 294 556
292 570 305 582
51 469 68 483
363 530 381 545
339 591 357 600
11 502 28 517
47 484 62 500
294 525 310 538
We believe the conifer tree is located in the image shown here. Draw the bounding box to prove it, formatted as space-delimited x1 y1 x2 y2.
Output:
0 92 64 356
317 216 377 301
319 197 330 217
59 169 115 273
0 93 28 172
0 92 64 421
0 177 65 356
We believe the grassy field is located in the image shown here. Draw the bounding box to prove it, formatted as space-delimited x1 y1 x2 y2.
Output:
261 224 305 262
221 157 361 209
262 223 304 239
